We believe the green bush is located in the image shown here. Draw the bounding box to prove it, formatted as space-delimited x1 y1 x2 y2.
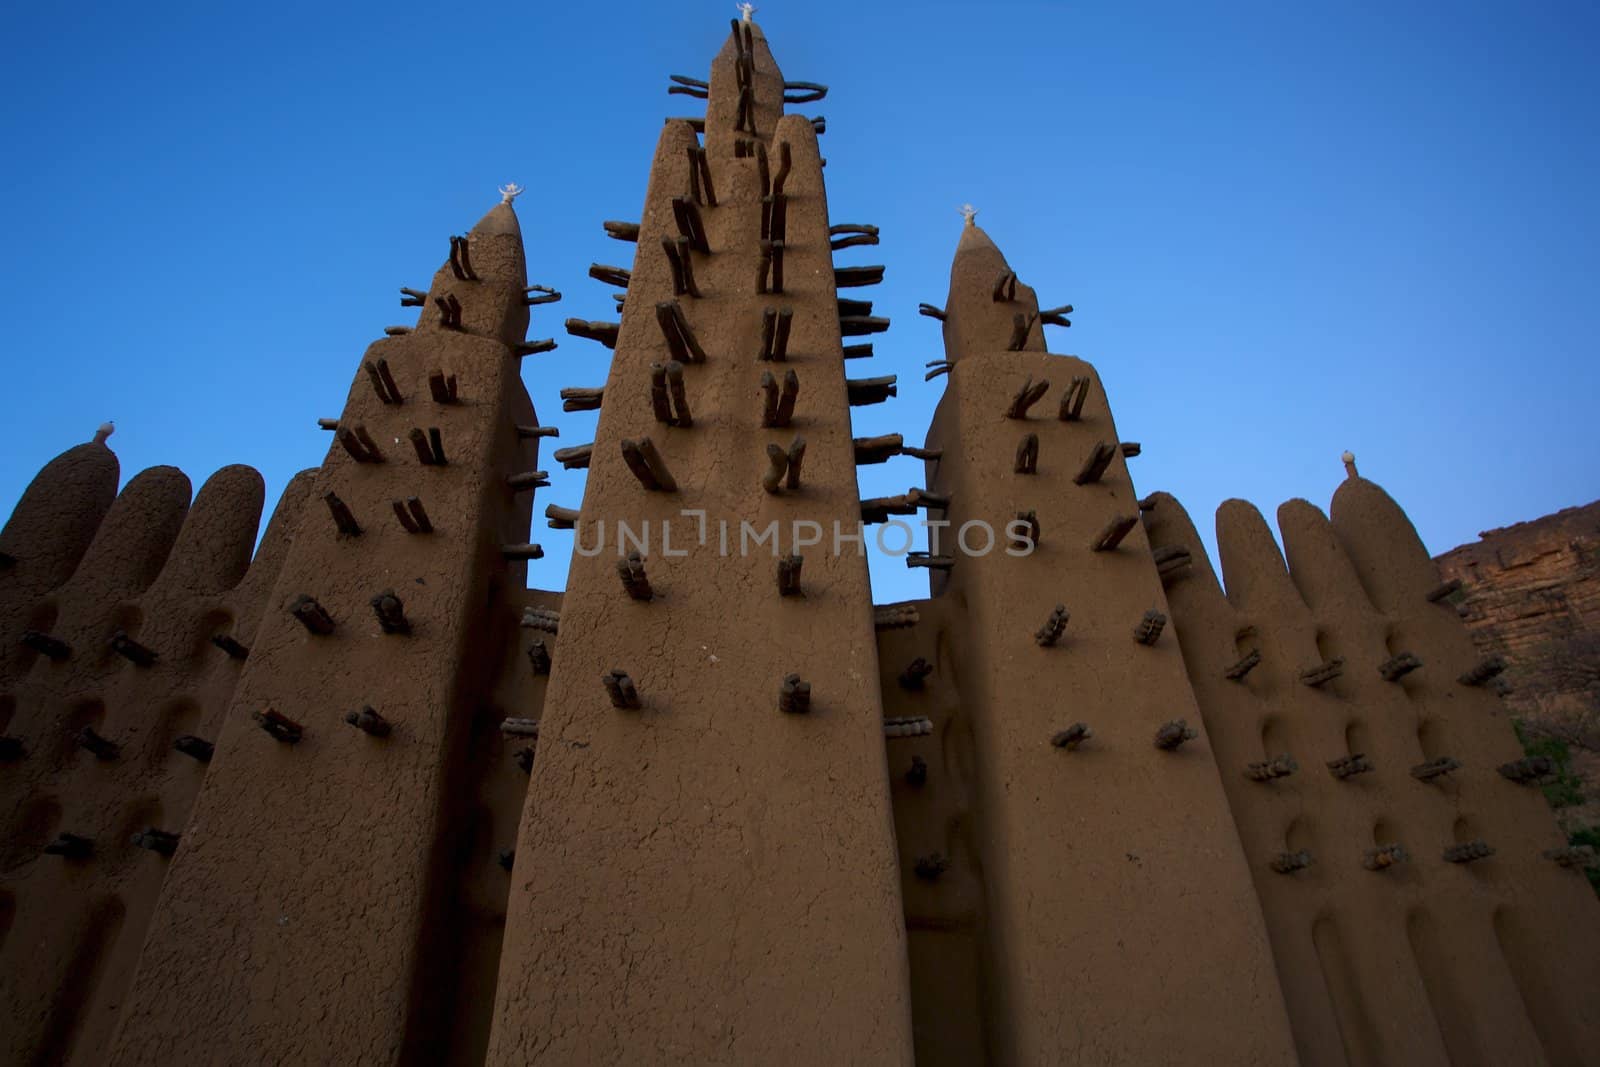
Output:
1512 720 1586 809
1568 827 1600 898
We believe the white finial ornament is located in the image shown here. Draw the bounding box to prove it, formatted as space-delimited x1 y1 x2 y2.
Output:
737 2 756 23
1341 451 1358 479
93 421 115 445
960 204 978 226
498 183 524 204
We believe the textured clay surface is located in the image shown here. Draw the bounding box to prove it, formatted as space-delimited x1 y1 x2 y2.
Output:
2 15 1596 1067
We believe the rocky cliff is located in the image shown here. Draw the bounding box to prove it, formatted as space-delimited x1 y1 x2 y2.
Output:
1436 499 1600 827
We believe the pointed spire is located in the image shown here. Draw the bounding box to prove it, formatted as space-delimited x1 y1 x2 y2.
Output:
440 191 528 297
939 221 1042 361
469 199 521 239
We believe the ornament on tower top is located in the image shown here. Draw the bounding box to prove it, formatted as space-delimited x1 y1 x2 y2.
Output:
1341 451 1358 479
93 421 115 445
736 2 756 23
499 183 524 205
960 204 979 226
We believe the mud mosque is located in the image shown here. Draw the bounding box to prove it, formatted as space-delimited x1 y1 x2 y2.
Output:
1 14 1595 1066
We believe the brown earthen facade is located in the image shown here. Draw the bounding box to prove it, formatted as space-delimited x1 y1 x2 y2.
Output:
2 19 1595 1066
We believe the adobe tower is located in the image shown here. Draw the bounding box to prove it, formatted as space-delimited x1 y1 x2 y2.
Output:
1 15 1596 1067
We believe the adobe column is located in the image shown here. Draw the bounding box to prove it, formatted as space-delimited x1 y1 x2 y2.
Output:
922 220 1297 1064
485 20 912 1066
107 196 547 1064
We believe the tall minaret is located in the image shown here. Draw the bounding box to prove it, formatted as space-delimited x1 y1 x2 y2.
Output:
484 20 914 1065
107 196 551 1065
915 220 1300 1063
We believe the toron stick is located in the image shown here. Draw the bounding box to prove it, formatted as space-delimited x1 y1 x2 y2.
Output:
1299 658 1345 687
564 319 621 349
427 371 457 404
392 500 420 533
369 590 410 634
778 674 811 714
775 369 799 425
777 554 804 596
1006 312 1038 351
560 387 605 412
758 307 776 361
211 634 249 659
1059 375 1090 421
1005 377 1050 419
853 433 903 464
662 238 688 296
251 711 302 745
650 364 673 425
771 308 793 362
1224 649 1261 680
675 237 702 297
1074 441 1117 485
1154 720 1199 750
655 301 708 363
324 492 362 537
289 594 335 635
847 376 896 405
832 232 879 251
992 270 1017 302
1411 756 1461 782
1090 515 1138 552
834 265 885 288
364 361 399 404
437 293 463 330
762 444 789 494
1246 754 1298 781
839 314 889 336
1015 433 1039 474
1012 510 1040 551
694 145 716 207
785 436 806 490
1040 303 1073 327
1035 605 1069 647
506 471 551 491
636 437 677 492
617 552 653 601
405 497 433 533
665 361 692 426
1051 723 1092 750
1133 610 1167 646
603 670 642 710
760 372 779 427
344 707 392 738
588 263 631 288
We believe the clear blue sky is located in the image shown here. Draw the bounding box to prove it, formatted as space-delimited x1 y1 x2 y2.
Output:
3 1 1596 603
